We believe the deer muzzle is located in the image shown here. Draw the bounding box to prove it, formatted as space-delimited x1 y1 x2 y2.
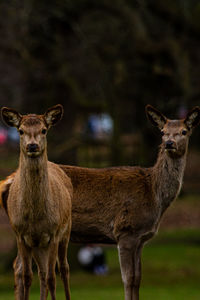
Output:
26 143 39 153
26 143 40 158
165 140 176 150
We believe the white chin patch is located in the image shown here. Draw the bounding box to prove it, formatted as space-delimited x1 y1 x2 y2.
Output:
27 152 40 158
165 148 176 153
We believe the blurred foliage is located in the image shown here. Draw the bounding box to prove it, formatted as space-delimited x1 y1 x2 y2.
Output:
1 0 200 166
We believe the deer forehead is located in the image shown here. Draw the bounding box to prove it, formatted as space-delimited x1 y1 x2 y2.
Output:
21 114 45 126
163 120 186 134
21 115 45 128
20 115 46 135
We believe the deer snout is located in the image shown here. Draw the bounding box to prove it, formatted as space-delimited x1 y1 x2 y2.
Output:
27 143 39 153
165 140 175 150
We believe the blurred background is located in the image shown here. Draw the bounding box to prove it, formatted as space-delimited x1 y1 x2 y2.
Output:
0 0 200 299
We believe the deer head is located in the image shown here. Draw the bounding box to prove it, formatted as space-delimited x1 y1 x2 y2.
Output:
1 104 63 158
146 105 200 158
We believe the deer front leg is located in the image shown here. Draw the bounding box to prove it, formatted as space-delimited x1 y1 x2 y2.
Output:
118 236 141 300
58 238 71 300
132 241 143 300
17 240 33 300
47 240 59 300
33 248 49 300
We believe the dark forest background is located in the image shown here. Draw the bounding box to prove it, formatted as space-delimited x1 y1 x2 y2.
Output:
1 3 200 294
1 0 200 187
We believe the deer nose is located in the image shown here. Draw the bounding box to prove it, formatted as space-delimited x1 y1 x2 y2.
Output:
165 140 174 149
27 143 39 153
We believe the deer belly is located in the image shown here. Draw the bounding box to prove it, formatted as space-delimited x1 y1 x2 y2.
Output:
23 232 51 248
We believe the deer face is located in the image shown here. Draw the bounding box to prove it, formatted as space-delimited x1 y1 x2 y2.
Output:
18 117 48 157
161 120 190 157
146 105 200 158
1 105 63 158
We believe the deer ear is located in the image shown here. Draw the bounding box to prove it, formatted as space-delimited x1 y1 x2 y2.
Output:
145 105 167 130
184 106 200 130
44 104 64 127
1 107 22 128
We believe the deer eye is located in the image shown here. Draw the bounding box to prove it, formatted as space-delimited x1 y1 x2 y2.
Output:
182 129 187 135
42 129 47 134
161 131 164 136
19 129 24 135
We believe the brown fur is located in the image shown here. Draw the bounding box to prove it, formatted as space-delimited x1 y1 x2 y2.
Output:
1 105 200 300
1 105 72 300
21 115 44 126
0 173 16 213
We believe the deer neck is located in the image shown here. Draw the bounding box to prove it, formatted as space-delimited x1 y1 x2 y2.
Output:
152 144 187 214
18 151 49 210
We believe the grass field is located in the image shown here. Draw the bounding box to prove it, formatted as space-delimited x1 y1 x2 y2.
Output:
0 229 200 299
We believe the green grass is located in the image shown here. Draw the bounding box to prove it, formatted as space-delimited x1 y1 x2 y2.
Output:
1 229 200 299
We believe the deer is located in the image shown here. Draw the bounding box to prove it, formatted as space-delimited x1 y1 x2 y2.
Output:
1 105 200 300
0 105 73 300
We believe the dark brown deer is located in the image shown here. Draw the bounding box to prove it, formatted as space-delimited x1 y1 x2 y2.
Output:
1 105 72 300
1 105 200 300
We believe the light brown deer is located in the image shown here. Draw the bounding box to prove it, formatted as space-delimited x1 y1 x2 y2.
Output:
1 105 200 300
1 105 72 300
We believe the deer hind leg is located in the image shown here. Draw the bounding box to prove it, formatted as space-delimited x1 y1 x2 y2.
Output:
33 248 49 300
118 236 142 300
58 238 71 300
18 241 33 300
13 253 24 300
